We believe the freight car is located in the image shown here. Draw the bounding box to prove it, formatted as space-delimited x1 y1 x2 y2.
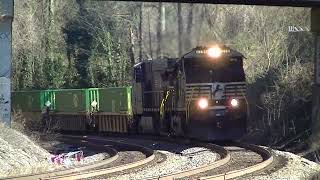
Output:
12 45 247 140
12 88 132 133
11 90 55 130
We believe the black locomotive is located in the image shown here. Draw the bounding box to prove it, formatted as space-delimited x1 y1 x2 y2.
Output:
132 46 247 140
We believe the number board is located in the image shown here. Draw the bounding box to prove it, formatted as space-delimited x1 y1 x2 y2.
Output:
195 49 230 54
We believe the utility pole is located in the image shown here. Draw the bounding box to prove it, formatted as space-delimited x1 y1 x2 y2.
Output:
0 0 13 126
311 8 320 139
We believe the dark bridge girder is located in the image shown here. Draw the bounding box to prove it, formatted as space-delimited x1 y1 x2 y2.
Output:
112 0 320 7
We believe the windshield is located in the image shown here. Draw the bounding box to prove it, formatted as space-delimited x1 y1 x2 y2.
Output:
184 57 245 83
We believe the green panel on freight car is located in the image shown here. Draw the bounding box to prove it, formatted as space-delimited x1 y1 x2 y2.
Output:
43 90 56 110
12 91 42 112
98 87 132 114
12 90 56 112
87 88 100 112
54 89 86 112
54 88 99 113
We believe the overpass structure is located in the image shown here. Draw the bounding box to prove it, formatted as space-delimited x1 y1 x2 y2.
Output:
0 0 13 126
136 0 320 7
1 0 320 128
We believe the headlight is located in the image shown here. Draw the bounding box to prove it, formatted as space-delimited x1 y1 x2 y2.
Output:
208 47 222 58
230 99 239 107
198 98 209 110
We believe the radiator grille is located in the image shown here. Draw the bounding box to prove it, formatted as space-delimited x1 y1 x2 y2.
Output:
186 82 246 100
224 82 246 99
186 83 212 99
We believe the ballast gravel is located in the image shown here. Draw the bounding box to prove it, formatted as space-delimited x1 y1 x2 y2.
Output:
107 146 218 180
94 151 146 170
238 149 320 180
39 137 112 171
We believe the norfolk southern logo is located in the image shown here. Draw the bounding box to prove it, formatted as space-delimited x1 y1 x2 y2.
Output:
213 83 225 99
214 84 223 95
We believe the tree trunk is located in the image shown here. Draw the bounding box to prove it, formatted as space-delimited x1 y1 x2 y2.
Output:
157 2 163 58
177 3 183 56
185 4 193 51
45 0 53 60
129 26 135 67
76 0 86 16
197 5 206 45
148 11 153 59
139 3 143 61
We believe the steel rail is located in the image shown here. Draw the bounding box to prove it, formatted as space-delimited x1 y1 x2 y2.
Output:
4 141 119 180
199 143 273 180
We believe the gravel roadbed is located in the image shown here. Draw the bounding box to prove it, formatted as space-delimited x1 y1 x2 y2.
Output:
38 138 109 171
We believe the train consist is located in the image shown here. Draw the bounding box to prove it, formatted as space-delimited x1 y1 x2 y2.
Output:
12 46 247 140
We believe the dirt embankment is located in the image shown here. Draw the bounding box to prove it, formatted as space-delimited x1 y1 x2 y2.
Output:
0 123 50 178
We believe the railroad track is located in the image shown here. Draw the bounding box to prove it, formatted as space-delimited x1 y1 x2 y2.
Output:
4 135 274 180
4 135 154 180
50 136 155 180
81 135 273 180
195 142 273 180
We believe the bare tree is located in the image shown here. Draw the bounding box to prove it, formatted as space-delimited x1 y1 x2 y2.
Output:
147 11 153 59
129 25 135 67
138 2 143 61
196 5 206 45
156 2 163 58
177 3 183 56
185 4 193 51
